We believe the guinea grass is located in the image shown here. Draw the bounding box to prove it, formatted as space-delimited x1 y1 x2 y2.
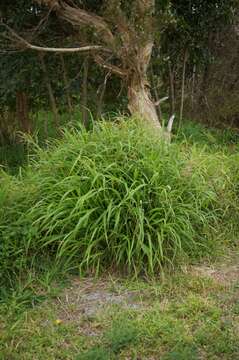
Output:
0 119 238 287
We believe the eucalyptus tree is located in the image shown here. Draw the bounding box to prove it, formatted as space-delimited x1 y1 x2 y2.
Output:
1 0 238 133
1 0 174 134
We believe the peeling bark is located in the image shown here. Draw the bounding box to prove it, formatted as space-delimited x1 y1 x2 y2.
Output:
128 77 161 128
127 42 161 129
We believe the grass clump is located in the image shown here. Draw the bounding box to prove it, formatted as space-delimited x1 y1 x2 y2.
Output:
0 120 237 282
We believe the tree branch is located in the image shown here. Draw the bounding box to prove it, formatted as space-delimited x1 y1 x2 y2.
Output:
155 96 169 106
36 0 116 47
167 114 175 133
94 54 128 77
0 23 111 54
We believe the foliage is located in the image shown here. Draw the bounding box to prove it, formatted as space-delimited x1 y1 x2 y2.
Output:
163 0 236 59
0 119 238 291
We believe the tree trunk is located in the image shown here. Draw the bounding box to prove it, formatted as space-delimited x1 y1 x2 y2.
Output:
16 91 31 133
127 41 161 130
191 64 196 111
128 76 161 129
96 82 106 119
179 49 188 126
168 62 175 117
150 66 162 121
96 71 110 119
60 54 73 116
39 53 60 130
82 56 89 127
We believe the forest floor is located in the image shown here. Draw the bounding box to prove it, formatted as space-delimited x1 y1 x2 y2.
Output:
1 248 239 360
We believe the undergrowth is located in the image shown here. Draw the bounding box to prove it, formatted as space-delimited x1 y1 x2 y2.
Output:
0 119 238 294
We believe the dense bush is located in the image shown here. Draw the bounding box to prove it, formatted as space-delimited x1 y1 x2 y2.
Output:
0 120 238 286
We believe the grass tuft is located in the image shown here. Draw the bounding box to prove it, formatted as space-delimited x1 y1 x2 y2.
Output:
0 119 238 288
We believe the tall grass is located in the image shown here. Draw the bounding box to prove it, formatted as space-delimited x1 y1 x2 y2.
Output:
1 119 238 286
177 119 239 149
